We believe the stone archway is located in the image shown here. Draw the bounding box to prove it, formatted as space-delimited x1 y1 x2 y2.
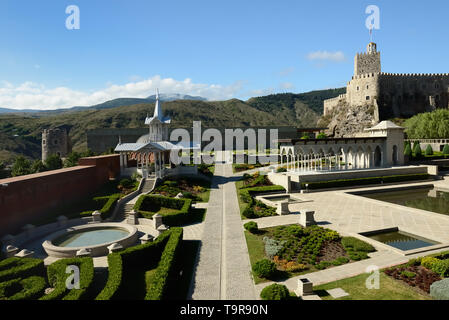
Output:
374 146 382 167
392 145 398 166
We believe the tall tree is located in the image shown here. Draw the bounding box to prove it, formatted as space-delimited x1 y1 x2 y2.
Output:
11 156 32 177
45 154 63 171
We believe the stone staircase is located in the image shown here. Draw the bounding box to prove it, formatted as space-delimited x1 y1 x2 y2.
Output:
114 178 156 222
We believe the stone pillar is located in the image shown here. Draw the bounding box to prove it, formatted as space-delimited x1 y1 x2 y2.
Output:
344 153 348 170
92 211 102 223
76 248 92 257
153 214 163 230
124 153 128 168
127 210 138 225
15 249 34 258
156 224 169 237
3 245 19 258
120 153 124 169
107 243 123 254
299 210 316 227
295 278 314 296
140 233 154 244
277 201 290 215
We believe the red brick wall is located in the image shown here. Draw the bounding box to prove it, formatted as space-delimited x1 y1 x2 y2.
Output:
0 154 120 236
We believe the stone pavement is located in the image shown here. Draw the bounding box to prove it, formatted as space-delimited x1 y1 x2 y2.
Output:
189 161 256 300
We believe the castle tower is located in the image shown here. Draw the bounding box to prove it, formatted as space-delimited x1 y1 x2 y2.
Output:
354 42 381 75
42 128 71 162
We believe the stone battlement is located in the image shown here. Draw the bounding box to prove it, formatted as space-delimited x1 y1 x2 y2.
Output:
380 72 449 77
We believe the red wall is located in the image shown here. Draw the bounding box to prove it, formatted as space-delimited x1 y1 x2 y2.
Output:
0 154 120 236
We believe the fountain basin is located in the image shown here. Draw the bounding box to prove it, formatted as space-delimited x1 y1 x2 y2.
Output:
42 223 138 258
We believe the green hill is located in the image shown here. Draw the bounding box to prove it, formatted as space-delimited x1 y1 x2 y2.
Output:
0 88 344 164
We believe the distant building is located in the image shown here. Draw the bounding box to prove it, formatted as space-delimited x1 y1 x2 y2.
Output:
41 128 72 162
324 42 449 120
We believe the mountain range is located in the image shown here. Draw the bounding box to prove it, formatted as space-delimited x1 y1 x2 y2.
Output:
0 88 345 164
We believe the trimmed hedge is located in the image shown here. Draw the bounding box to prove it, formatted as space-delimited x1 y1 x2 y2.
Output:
430 259 449 278
244 221 258 233
0 276 46 300
134 195 192 226
341 237 375 253
146 227 183 300
40 257 94 300
0 257 45 283
239 185 285 219
80 194 120 219
96 228 183 300
430 278 449 300
260 283 289 300
301 173 430 190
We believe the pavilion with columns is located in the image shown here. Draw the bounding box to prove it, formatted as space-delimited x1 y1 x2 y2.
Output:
278 121 405 174
114 90 198 178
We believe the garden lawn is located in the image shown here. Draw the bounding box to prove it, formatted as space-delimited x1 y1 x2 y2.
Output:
314 272 431 300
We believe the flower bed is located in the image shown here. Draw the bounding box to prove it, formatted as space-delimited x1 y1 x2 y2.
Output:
151 178 211 202
245 224 375 283
384 251 449 295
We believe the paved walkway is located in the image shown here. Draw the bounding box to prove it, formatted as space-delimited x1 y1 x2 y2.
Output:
189 161 256 300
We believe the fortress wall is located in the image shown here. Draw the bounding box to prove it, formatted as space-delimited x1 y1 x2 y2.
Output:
377 73 449 119
354 52 381 75
324 94 346 116
0 155 120 236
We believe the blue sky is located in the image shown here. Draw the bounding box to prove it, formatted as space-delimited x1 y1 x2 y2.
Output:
1 0 449 109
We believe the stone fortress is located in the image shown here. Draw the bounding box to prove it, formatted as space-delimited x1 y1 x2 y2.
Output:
324 42 449 120
41 127 72 162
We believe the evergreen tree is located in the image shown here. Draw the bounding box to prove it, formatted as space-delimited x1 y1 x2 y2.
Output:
425 145 434 156
44 154 63 171
404 143 412 157
31 160 47 173
443 144 449 156
11 156 32 177
413 144 422 159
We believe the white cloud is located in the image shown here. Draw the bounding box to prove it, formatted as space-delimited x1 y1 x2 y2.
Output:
0 75 247 110
280 82 294 90
307 51 345 62
278 67 295 77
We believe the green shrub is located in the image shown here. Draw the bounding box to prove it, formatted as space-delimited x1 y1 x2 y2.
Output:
286 225 304 237
0 257 45 283
425 145 434 156
413 144 422 158
276 167 287 173
406 258 422 267
301 173 430 190
260 283 289 300
252 259 277 278
443 144 449 156
430 278 449 300
239 185 285 219
244 221 259 233
263 237 285 260
341 237 375 253
0 276 46 300
430 259 449 278
119 178 134 189
421 257 440 269
40 257 94 300
401 271 416 278
404 143 412 157
134 195 192 226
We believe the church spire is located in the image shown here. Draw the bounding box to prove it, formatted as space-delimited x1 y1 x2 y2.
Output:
153 88 162 119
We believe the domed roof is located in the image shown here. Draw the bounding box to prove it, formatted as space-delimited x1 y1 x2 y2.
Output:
136 133 150 144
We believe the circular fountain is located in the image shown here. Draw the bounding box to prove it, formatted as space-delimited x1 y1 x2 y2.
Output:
42 223 138 258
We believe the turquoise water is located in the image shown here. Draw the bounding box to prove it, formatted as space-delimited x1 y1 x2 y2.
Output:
53 228 129 247
361 187 449 216
365 230 439 251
